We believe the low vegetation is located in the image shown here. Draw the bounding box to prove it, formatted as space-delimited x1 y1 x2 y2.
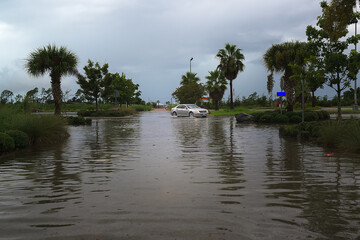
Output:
0 105 68 155
251 110 330 124
280 119 360 153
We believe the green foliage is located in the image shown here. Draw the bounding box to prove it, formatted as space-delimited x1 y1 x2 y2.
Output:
0 90 14 104
5 130 29 149
340 119 360 152
304 112 319 121
0 132 15 152
181 72 200 85
289 115 302 123
216 43 245 109
8 115 68 144
172 82 206 104
205 70 227 110
279 125 299 137
66 116 92 126
318 121 344 147
273 114 289 123
25 44 78 115
77 60 109 111
102 72 141 106
133 105 152 112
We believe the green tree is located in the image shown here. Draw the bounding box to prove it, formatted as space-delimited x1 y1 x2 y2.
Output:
306 2 360 118
14 94 23 103
40 87 53 104
291 56 326 107
102 72 141 107
25 87 39 103
263 41 307 111
216 43 245 109
172 82 206 104
25 44 78 115
0 90 14 104
77 60 109 111
205 70 227 110
180 72 200 85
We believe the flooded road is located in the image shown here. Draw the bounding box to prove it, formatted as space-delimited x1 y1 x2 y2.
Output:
1 111 360 239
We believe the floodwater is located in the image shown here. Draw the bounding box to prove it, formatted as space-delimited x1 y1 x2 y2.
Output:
1 111 360 240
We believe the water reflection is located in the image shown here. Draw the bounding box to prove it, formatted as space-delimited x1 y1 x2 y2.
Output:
0 112 360 239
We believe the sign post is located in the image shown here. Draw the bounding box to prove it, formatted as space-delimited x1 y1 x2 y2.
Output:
277 92 286 114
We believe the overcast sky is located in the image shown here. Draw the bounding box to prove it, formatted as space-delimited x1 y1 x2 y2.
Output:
0 0 350 103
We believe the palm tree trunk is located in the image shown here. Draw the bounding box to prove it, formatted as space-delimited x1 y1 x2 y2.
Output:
284 69 295 112
51 74 62 115
229 80 234 109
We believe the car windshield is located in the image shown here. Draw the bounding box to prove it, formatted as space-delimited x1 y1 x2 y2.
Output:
186 104 201 109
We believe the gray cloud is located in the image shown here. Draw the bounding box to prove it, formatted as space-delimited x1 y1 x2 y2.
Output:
0 0 334 103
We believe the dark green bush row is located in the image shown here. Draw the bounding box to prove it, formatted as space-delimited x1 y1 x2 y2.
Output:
0 130 30 153
251 110 330 124
78 108 135 117
279 119 360 153
133 105 152 112
66 116 92 126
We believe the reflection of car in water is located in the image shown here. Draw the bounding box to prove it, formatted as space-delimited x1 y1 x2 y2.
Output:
171 104 209 117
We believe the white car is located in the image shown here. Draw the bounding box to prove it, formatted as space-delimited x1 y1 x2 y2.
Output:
171 104 209 117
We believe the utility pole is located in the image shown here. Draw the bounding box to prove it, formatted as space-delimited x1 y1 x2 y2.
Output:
354 3 359 111
190 57 193 73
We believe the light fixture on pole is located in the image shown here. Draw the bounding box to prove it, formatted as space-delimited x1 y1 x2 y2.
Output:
190 57 193 73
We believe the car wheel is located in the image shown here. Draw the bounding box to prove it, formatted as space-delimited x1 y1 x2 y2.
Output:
172 112 177 116
189 112 194 118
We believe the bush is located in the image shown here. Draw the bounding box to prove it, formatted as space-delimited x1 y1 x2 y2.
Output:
304 112 319 122
289 115 302 124
0 132 15 152
5 130 29 149
279 125 299 137
259 114 273 123
9 114 68 144
273 114 289 124
340 119 360 152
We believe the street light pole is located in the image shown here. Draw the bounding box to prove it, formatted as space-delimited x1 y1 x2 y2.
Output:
190 57 193 73
354 3 358 111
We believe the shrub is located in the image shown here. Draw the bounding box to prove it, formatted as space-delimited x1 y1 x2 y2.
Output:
5 130 29 149
259 114 273 123
289 115 302 123
9 114 68 144
321 110 330 120
317 121 343 147
340 120 360 152
0 132 15 152
304 112 319 122
273 114 289 124
279 125 299 137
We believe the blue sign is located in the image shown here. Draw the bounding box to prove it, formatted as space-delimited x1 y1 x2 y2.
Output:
277 92 286 96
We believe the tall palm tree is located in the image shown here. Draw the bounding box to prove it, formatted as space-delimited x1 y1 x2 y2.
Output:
205 70 227 110
216 43 245 109
26 44 78 115
181 72 200 85
263 41 307 111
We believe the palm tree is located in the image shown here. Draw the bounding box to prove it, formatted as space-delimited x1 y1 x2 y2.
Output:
26 44 78 115
263 41 307 111
181 72 200 85
216 43 245 109
205 70 227 110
